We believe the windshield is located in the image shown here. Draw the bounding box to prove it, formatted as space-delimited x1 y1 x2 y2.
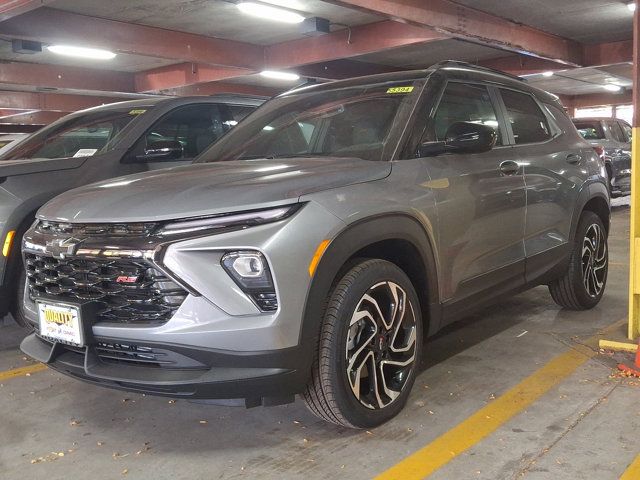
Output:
197 81 423 163
0 107 152 161
573 120 605 140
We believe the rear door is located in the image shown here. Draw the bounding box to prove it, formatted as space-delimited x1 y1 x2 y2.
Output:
415 81 526 305
497 88 589 281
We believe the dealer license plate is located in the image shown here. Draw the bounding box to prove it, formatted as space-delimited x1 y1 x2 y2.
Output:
37 302 83 346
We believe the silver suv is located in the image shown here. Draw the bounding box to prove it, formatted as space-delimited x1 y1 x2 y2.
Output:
20 62 610 428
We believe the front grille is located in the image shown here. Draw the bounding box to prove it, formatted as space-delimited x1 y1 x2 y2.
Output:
26 254 187 325
36 220 158 237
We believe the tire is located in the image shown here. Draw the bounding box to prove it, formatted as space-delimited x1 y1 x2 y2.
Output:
10 265 32 330
548 211 608 310
302 259 423 429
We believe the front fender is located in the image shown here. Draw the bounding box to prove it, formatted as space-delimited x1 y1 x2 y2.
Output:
299 213 442 355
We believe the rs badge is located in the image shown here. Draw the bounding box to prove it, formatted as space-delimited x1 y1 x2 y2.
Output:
116 275 139 284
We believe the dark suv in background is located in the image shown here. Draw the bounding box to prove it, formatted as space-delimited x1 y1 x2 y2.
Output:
572 117 632 197
0 94 264 326
21 62 609 428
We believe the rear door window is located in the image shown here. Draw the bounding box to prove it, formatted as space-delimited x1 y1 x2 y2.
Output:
607 121 626 143
620 121 633 142
499 89 551 144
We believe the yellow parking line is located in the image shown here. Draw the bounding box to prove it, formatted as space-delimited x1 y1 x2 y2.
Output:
375 320 626 480
620 454 640 480
0 363 47 382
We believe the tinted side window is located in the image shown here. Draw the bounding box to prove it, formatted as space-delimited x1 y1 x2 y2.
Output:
573 120 605 140
229 105 256 123
499 89 551 144
142 104 234 160
424 82 502 145
608 121 625 143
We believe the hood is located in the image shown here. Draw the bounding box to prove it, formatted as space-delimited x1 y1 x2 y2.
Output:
0 156 87 177
38 157 391 223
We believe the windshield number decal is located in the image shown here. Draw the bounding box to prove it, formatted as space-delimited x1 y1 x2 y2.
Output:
387 86 414 94
128 109 147 115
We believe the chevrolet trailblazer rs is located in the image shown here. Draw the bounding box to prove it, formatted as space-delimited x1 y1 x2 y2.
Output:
20 62 609 428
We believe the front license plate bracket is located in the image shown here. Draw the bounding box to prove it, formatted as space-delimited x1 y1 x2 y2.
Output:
36 296 99 347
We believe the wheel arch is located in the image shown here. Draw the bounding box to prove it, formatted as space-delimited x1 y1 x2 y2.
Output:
1 206 39 313
570 183 610 243
299 213 441 354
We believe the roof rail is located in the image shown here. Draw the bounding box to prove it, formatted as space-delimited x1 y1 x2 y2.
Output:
431 60 527 83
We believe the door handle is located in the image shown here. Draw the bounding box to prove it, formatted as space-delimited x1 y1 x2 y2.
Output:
499 160 519 176
566 153 582 164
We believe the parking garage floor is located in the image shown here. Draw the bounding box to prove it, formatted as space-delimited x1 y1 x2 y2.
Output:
0 199 638 480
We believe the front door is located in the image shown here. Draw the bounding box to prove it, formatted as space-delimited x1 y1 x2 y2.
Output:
412 81 527 306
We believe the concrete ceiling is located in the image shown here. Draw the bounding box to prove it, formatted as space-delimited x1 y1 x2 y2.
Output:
0 38 177 72
525 64 633 95
48 0 382 45
0 0 635 126
354 39 508 69
453 0 633 43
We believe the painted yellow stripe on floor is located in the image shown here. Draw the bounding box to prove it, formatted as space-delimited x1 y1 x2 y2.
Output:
620 454 640 480
0 363 47 381
375 320 626 480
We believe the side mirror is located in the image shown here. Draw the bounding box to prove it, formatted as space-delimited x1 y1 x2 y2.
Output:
418 122 498 157
136 140 184 162
444 122 498 153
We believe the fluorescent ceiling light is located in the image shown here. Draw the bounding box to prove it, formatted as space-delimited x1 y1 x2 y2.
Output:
47 45 116 60
603 84 622 92
542 71 554 77
260 70 300 81
628 2 636 12
237 2 305 23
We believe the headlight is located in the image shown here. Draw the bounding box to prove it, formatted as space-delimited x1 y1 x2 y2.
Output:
221 251 277 312
157 204 301 236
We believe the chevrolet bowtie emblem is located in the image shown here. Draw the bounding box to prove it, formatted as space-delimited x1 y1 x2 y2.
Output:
45 237 83 259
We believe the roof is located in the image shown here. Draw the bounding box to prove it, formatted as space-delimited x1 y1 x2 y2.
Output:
281 61 560 105
68 94 267 115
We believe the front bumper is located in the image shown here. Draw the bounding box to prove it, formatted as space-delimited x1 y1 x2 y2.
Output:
20 202 345 399
21 332 308 402
611 170 631 197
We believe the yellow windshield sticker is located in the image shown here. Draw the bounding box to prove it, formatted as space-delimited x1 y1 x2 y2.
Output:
128 109 147 115
387 86 414 94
